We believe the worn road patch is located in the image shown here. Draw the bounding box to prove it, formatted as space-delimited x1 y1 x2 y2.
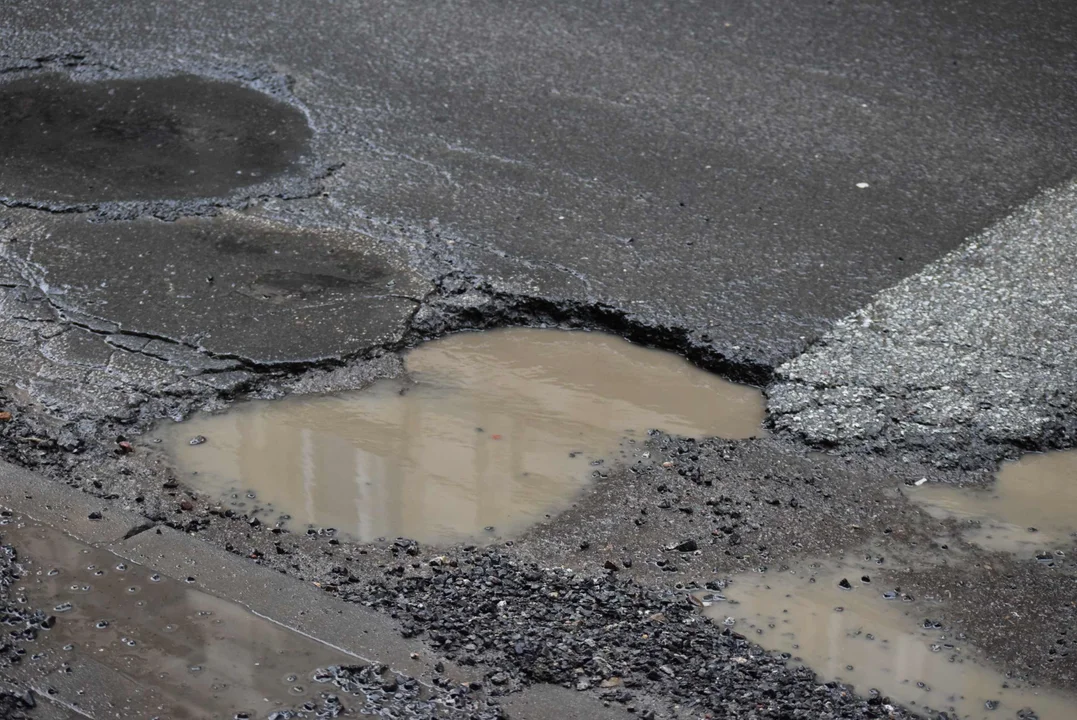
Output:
0 72 312 209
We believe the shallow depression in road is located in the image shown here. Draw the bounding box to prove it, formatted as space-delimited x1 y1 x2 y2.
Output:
908 449 1077 556
702 557 1076 720
157 328 765 544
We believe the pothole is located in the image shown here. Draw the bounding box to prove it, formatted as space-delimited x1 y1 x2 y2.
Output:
1 516 352 717
908 449 1077 556
0 72 311 204
156 328 765 544
698 556 1076 720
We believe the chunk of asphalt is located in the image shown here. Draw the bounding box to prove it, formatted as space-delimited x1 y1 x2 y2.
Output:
769 180 1077 468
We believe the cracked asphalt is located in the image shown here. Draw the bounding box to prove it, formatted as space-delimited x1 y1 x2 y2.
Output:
1 0 1077 718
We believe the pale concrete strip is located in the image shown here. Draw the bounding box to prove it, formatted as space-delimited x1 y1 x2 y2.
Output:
499 684 633 719
28 697 92 720
108 525 442 682
0 459 149 544
2 462 630 719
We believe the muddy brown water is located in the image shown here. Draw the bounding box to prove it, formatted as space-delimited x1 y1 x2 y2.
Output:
702 556 1077 720
908 449 1077 556
157 329 765 544
1 516 354 718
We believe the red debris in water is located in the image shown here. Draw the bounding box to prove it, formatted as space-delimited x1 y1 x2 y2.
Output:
491 434 503 440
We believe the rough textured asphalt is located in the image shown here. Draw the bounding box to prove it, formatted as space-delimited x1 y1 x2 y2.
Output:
0 1 1076 718
770 180 1077 469
3 0 1077 370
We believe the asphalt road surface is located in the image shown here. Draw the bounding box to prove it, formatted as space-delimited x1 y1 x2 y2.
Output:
1 1 1077 718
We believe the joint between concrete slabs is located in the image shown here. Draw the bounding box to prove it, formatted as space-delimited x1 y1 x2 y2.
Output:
106 524 442 681
0 461 631 719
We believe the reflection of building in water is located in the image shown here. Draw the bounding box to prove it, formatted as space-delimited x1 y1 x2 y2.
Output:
164 328 768 543
222 382 571 541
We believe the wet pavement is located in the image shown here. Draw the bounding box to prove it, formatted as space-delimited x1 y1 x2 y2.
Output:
158 329 763 543
3 516 354 718
0 1 1076 718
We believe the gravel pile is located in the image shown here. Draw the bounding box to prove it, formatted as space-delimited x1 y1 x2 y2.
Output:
349 550 912 719
269 664 504 719
0 531 54 719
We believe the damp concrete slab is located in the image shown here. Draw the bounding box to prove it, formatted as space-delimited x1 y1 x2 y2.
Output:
108 525 456 683
14 655 167 719
26 698 88 720
0 459 149 544
769 179 1077 467
0 464 629 718
498 684 632 720
3 1 1077 368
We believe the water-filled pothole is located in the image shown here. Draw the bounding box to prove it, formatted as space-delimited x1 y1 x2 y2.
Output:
0 73 311 204
158 329 765 544
908 449 1077 556
700 556 1075 720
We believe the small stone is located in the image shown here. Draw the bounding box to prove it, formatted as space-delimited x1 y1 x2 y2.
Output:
179 500 193 511
604 560 619 571
838 578 852 590
189 435 207 446
87 512 102 520
673 539 698 552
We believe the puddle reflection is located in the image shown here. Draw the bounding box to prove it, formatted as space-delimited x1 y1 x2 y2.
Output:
158 329 765 543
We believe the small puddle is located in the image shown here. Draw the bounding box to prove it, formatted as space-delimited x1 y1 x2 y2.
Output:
1 516 353 718
157 328 765 544
908 449 1077 556
701 557 1076 720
